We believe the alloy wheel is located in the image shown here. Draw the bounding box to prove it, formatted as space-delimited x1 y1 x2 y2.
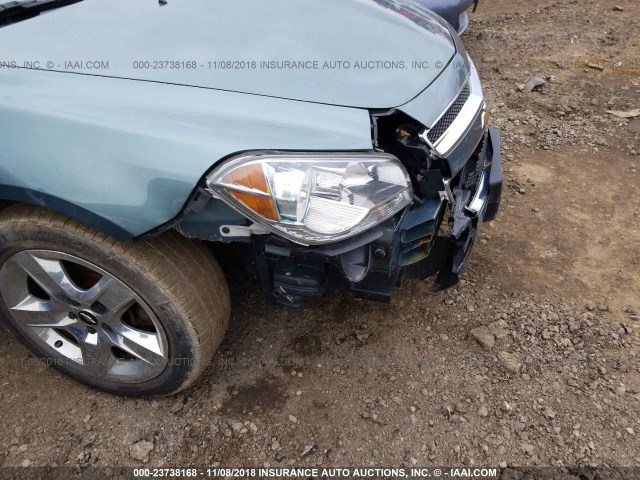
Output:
0 250 169 383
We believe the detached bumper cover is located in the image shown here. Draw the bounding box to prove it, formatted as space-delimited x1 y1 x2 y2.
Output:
484 128 503 222
423 126 502 291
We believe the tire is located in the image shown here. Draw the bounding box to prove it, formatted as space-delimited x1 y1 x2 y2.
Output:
0 205 230 397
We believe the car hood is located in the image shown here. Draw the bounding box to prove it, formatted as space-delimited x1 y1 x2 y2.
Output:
0 0 456 109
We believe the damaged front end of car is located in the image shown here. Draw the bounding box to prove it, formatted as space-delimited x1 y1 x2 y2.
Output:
174 60 502 308
372 60 503 295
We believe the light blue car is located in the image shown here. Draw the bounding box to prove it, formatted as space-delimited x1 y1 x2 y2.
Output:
0 0 502 396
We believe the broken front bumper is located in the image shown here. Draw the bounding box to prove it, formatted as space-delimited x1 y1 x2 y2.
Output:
426 126 502 291
351 127 502 302
260 127 503 306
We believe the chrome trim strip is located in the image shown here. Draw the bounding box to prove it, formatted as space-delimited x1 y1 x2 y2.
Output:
433 63 485 156
465 170 489 215
419 60 486 158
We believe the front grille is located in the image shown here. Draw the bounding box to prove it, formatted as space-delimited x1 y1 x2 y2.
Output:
461 132 487 191
426 83 470 144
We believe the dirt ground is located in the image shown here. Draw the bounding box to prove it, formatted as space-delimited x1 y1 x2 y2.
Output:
1 0 639 475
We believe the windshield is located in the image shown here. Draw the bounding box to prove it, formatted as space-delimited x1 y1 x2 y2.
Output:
0 0 83 28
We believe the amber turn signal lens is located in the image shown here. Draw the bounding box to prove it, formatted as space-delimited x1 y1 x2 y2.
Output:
230 191 278 221
223 164 270 194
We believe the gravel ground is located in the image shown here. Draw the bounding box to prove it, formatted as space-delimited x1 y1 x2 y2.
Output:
1 0 639 476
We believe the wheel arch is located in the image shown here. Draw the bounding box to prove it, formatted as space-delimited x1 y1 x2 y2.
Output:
0 185 133 240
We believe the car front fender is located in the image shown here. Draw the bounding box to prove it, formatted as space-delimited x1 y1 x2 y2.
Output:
0 70 374 239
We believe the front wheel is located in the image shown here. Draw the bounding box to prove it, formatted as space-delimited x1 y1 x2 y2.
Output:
0 205 230 397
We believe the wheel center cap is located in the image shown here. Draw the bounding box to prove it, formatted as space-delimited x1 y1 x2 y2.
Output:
78 311 98 326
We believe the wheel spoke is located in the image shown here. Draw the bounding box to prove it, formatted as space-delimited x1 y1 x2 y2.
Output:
28 316 79 329
74 275 113 304
91 279 136 317
79 332 117 377
9 297 75 328
108 323 165 366
13 252 83 302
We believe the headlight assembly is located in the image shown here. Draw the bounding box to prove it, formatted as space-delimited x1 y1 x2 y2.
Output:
206 152 413 245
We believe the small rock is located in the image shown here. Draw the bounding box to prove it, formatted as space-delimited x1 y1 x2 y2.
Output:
392 396 403 405
519 76 546 93
83 414 91 424
130 440 154 462
478 406 489 417
232 422 243 432
488 322 510 340
300 444 318 458
356 332 369 342
542 407 556 419
288 415 298 423
520 442 535 455
470 326 495 350
498 351 521 373
612 5 624 11
626 377 640 394
21 459 32 468
171 395 186 414
271 439 280 451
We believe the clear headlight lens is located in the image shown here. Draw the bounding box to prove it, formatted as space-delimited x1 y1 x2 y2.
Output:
206 153 413 245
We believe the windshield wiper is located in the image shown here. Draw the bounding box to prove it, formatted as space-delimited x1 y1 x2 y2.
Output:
0 0 83 27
